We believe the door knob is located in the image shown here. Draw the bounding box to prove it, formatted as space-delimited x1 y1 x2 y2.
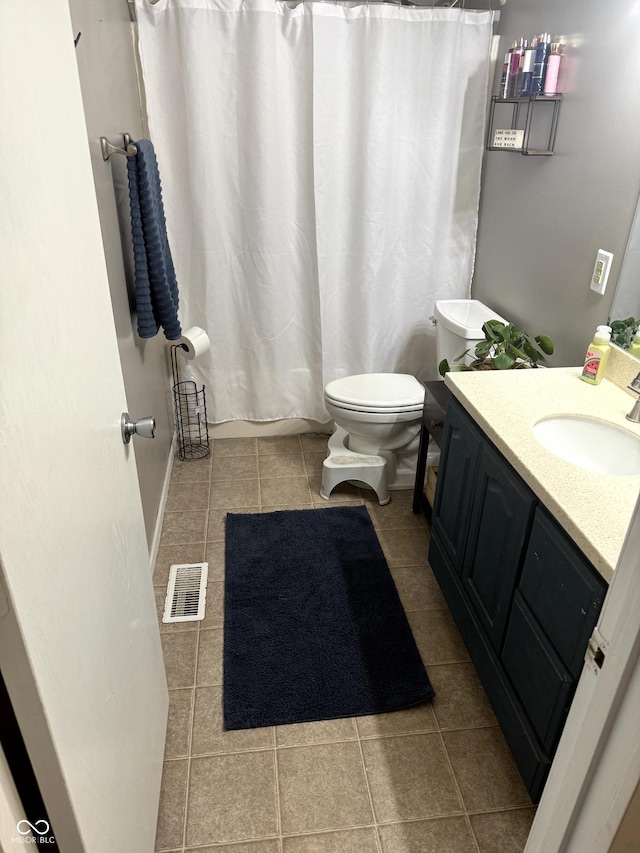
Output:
121 412 156 444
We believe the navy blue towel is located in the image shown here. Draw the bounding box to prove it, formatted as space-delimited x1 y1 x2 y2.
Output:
127 139 182 340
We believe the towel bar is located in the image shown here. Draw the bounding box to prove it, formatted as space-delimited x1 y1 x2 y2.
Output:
100 133 137 161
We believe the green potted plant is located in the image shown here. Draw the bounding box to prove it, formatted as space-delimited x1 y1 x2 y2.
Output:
609 316 639 350
439 319 554 376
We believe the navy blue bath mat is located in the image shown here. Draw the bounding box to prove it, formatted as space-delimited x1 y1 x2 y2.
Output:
223 505 434 730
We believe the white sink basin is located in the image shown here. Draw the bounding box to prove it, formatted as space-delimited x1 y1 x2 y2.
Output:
533 415 640 476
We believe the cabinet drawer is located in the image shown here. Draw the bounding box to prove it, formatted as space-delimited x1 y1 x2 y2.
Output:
502 591 574 753
519 507 607 679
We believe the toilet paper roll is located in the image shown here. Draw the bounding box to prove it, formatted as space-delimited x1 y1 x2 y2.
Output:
177 326 211 360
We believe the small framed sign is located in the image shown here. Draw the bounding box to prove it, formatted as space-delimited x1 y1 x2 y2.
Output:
492 129 524 149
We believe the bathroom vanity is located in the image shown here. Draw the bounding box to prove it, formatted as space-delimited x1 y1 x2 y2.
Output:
426 365 640 802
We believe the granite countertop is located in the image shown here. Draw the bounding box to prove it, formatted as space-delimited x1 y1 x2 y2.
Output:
444 364 640 583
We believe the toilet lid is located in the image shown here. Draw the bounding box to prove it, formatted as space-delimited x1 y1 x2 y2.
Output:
324 374 424 411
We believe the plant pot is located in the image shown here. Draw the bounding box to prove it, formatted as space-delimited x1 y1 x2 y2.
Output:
469 358 531 371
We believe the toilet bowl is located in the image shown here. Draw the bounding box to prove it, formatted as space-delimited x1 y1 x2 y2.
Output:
321 373 426 503
321 299 507 504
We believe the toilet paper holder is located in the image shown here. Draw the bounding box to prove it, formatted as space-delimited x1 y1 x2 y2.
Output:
170 344 211 461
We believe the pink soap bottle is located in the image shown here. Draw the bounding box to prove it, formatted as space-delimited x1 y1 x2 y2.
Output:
543 43 563 95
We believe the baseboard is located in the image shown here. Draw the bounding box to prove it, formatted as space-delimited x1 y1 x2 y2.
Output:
209 418 332 439
149 423 332 569
149 433 176 578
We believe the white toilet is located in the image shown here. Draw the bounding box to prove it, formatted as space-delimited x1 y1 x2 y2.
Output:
434 298 509 368
320 298 508 504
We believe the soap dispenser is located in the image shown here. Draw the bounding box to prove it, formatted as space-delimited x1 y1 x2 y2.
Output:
581 327 611 385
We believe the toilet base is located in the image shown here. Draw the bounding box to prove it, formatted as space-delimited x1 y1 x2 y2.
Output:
320 427 390 505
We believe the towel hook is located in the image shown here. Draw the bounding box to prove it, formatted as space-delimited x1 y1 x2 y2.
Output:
100 133 138 161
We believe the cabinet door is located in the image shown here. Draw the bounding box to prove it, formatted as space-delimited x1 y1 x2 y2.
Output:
502 592 574 754
431 397 483 574
461 441 536 651
518 506 607 679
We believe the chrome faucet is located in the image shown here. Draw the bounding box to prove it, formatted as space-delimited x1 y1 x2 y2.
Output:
626 372 640 423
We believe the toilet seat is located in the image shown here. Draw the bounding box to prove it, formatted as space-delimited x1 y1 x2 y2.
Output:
324 374 424 413
325 397 423 414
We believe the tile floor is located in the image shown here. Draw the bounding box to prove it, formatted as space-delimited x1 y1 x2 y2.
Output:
153 434 536 852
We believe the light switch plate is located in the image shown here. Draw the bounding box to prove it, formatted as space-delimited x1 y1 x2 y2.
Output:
590 249 613 295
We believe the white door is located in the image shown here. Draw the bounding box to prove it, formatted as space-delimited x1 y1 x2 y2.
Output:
0 2 168 851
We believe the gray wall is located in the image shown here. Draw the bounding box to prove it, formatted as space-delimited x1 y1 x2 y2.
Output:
473 0 640 366
69 0 173 548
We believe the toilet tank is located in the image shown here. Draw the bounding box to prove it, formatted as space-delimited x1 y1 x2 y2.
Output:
435 299 509 367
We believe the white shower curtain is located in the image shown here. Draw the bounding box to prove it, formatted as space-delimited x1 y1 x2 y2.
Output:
136 0 494 423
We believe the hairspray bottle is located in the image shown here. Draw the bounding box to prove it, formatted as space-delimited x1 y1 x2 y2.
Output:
519 44 536 97
507 39 526 98
532 33 551 95
499 50 510 98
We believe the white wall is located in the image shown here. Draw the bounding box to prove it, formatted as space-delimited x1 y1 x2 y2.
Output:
473 0 640 367
68 0 173 544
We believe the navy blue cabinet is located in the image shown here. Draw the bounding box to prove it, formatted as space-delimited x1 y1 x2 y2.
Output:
429 398 607 802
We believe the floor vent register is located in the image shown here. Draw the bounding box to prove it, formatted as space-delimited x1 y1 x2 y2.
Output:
162 563 209 623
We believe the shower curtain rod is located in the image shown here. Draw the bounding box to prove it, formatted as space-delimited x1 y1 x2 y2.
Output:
273 0 500 7
127 0 502 21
